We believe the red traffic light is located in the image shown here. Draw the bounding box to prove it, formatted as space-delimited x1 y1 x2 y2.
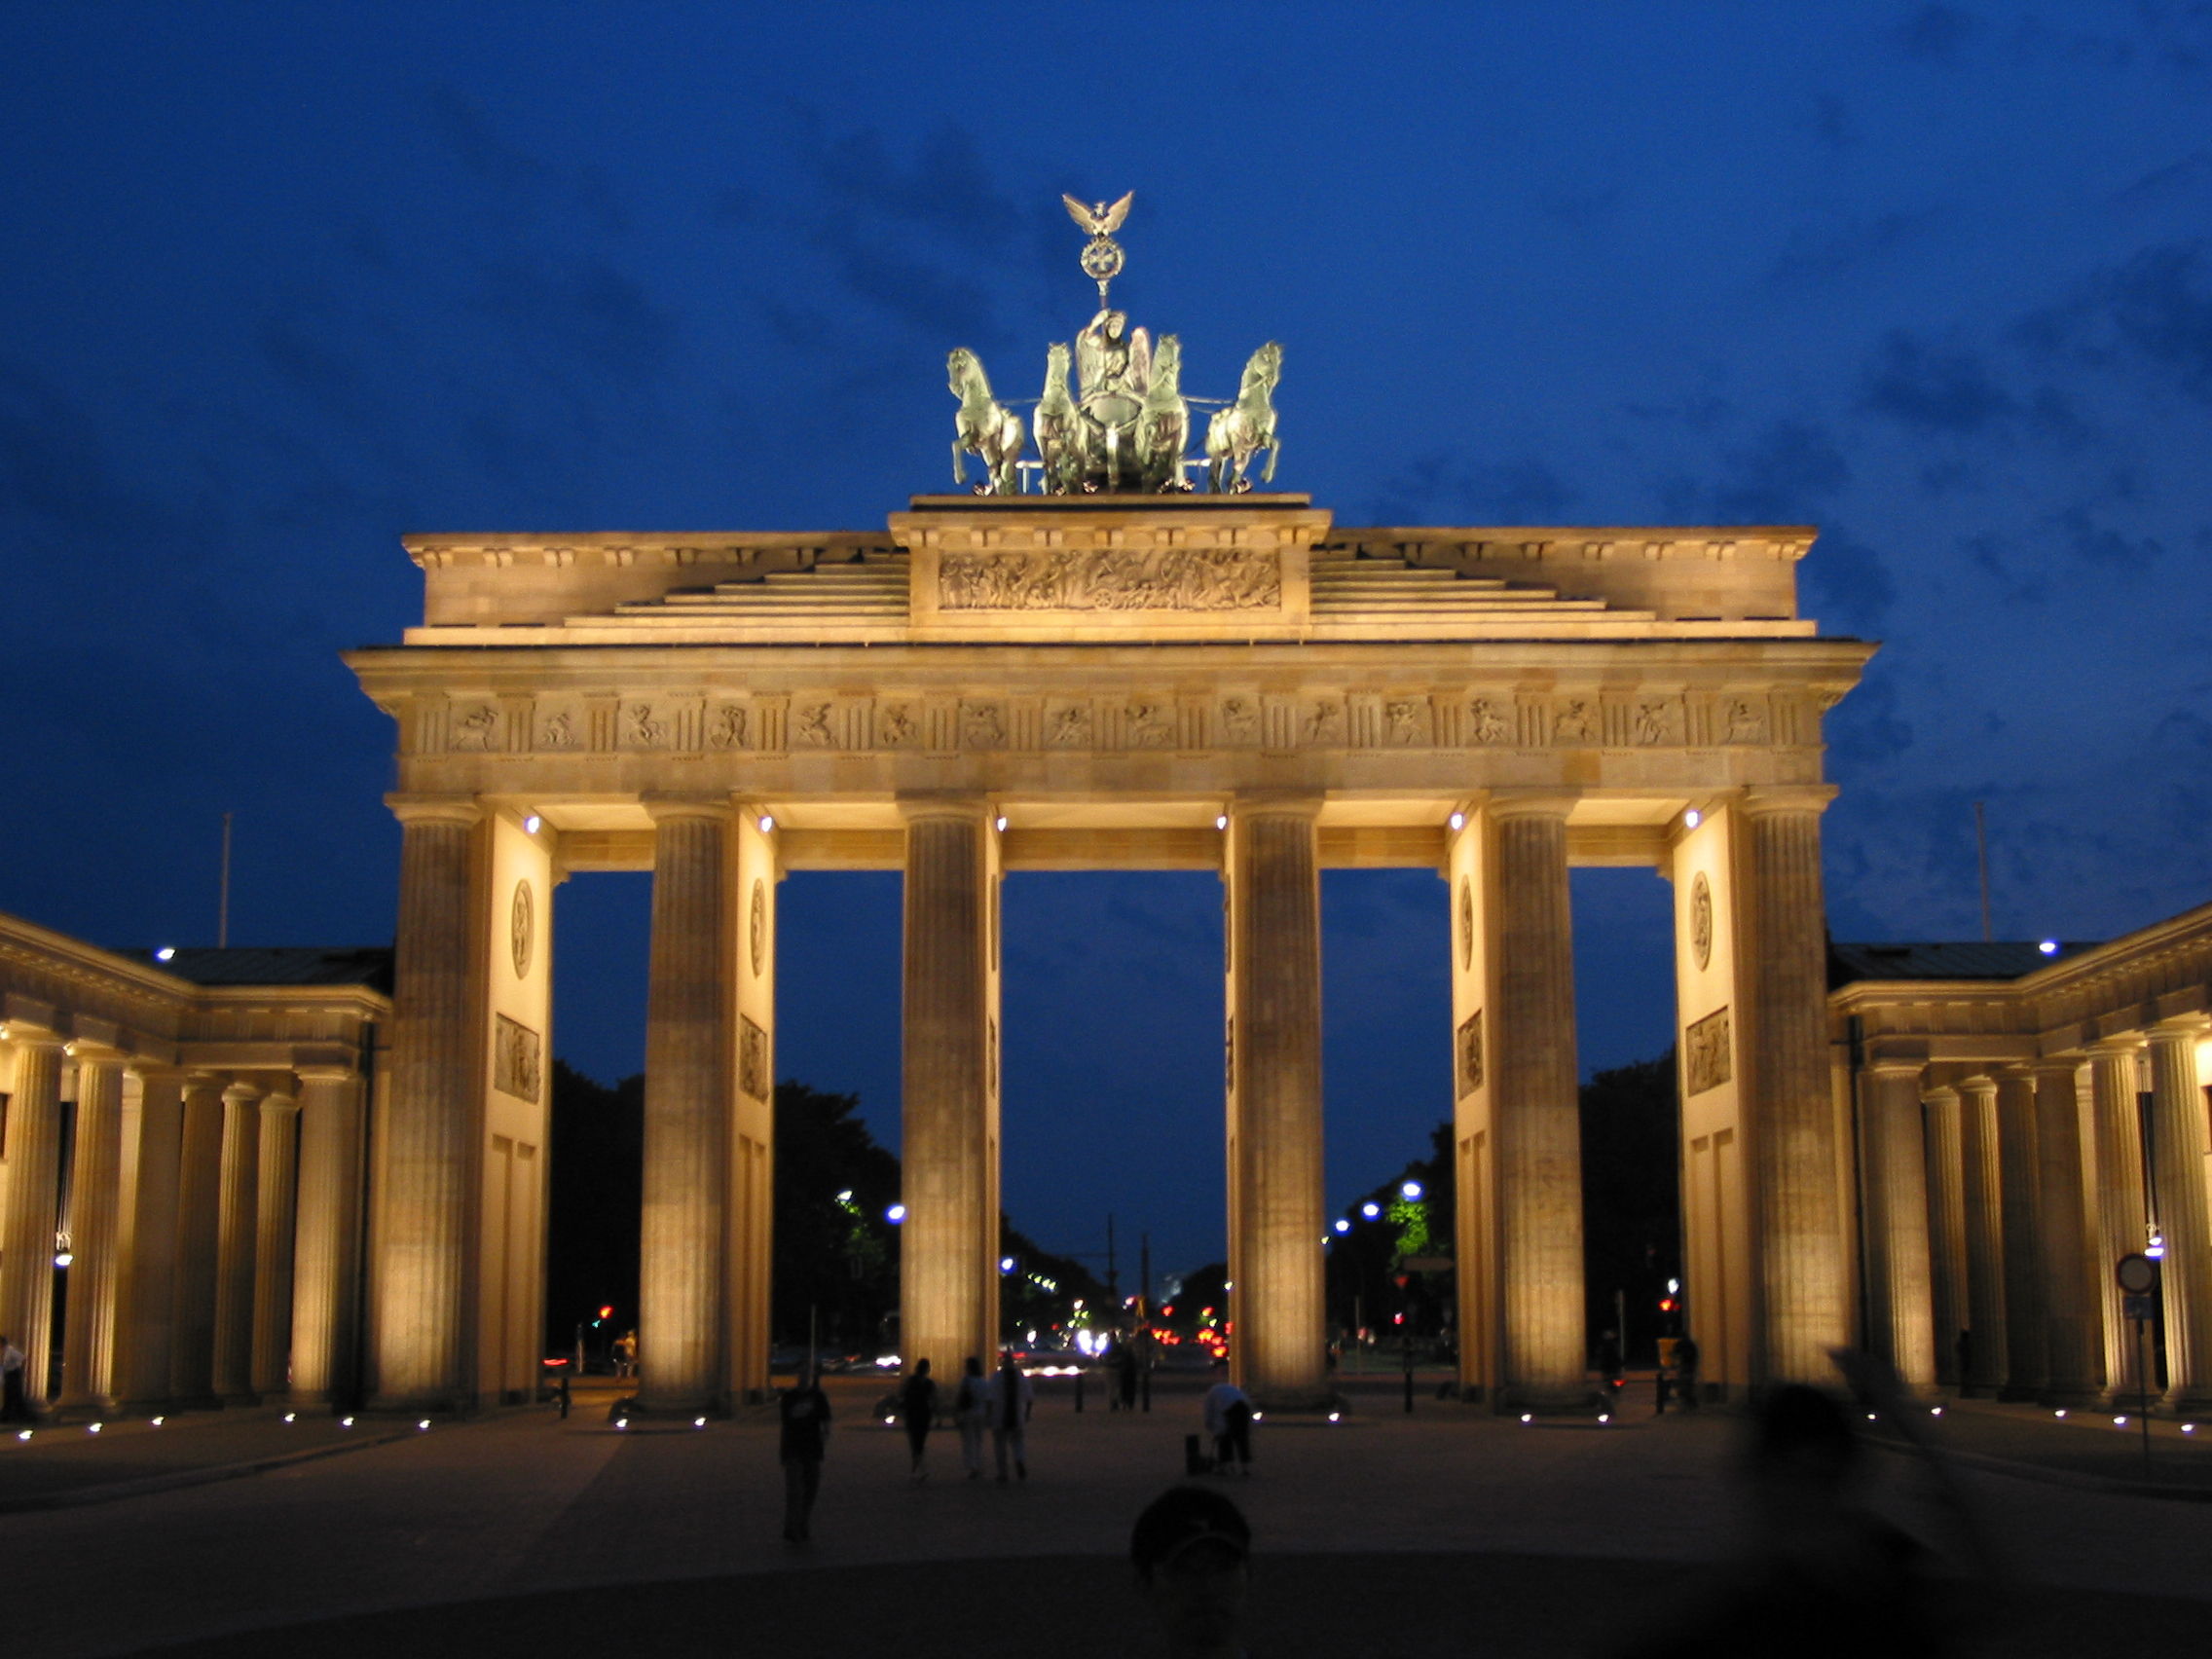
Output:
599 1306 614 1319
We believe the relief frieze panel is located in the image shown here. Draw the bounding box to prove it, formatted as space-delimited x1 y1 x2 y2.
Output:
494 1014 542 1105
1217 696 1260 747
1043 699 1094 749
1684 1006 1732 1096
939 545 1282 612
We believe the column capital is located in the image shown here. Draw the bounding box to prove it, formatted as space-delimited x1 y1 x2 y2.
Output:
895 792 991 825
1920 1083 1961 1108
1956 1074 2000 1101
1484 789 1577 823
386 793 484 829
2150 1014 2212 1045
1737 783 1839 818
258 1092 301 1117
2029 1053 2084 1079
1229 791 1324 820
292 1062 359 1086
66 1040 129 1066
0 1020 62 1051
641 793 734 826
2086 1033 2146 1058
220 1079 264 1107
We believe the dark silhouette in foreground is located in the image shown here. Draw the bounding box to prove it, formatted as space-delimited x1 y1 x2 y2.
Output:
1131 1485 1252 1659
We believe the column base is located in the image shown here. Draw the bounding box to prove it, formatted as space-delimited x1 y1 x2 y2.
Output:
2035 1386 2103 1410
2165 1390 2212 1418
1495 1385 1603 1415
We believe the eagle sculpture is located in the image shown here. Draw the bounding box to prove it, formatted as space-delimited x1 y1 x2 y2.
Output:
1062 191 1133 239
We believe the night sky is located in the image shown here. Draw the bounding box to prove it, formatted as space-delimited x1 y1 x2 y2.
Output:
6 6 2211 1285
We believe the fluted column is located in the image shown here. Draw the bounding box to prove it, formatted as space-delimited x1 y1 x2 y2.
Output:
1923 1085 1967 1387
371 795 483 1412
289 1064 363 1405
1995 1068 2046 1400
900 798 996 1382
1858 1061 1936 1389
2031 1058 2101 1404
0 1031 64 1414
1488 793 1585 1408
1227 796 1327 1406
59 1050 127 1410
211 1081 262 1403
1999 1066 2044 1406
638 799 732 1413
114 1068 184 1411
2086 1037 2150 1402
169 1075 225 1404
250 1091 300 1399
1957 1076 2009 1395
1738 788 1848 1384
2148 1019 2212 1413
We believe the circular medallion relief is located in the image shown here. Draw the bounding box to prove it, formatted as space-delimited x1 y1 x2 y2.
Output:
510 879 535 978
749 879 766 977
1690 872 1714 972
1457 878 1474 973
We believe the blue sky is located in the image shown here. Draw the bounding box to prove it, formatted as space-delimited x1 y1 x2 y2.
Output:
6 4 2211 1280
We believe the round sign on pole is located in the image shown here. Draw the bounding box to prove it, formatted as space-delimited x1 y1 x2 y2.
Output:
2117 1252 2157 1295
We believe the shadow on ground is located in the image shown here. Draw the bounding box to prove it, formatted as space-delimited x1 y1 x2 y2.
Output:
132 1552 2208 1658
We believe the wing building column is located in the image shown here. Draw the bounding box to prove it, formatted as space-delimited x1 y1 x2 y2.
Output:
639 798 735 1414
1922 1083 1967 1388
169 1075 226 1405
250 1089 301 1400
59 1047 127 1410
1957 1075 2009 1395
211 1081 263 1403
899 796 1001 1382
1856 1059 1936 1390
2031 1058 2102 1405
289 1062 364 1405
2148 1018 2212 1413
1994 1067 2046 1400
113 1067 186 1411
2086 1037 2150 1402
1225 794 1326 1407
0 1028 65 1415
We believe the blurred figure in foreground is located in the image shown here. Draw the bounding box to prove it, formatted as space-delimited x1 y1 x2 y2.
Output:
1130 1485 1252 1659
1606 1380 1970 1658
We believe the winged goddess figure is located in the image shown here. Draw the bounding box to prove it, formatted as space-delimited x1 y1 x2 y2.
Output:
1063 190 1134 305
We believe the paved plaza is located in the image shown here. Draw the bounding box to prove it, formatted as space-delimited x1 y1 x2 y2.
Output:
4 1373 2209 1657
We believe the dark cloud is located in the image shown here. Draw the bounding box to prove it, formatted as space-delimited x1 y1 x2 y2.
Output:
1700 418 1851 522
2015 239 2212 403
2045 503 2162 571
471 258 679 382
1812 92 1858 150
1360 453 1580 526
1766 210 1935 288
419 83 628 234
1859 329 2016 430
1798 525 1896 634
1895 4 1980 61
806 124 1022 254
1824 677 1914 791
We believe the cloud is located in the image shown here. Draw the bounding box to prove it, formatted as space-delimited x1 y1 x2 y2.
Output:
1358 453 1580 526
2044 503 2162 571
2015 239 2212 403
1766 210 1936 288
470 258 679 383
1894 4 1980 62
419 84 627 234
1799 525 1897 634
1859 330 2016 430
806 123 1022 255
1694 418 1851 522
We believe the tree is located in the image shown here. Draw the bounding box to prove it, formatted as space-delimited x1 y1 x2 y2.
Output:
544 1061 643 1355
772 1081 901 1353
1577 1050 1682 1366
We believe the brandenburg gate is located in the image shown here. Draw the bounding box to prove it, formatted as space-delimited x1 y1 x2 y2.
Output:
346 494 1870 1413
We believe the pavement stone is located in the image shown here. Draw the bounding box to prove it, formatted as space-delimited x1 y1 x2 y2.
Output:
1 1373 2206 1658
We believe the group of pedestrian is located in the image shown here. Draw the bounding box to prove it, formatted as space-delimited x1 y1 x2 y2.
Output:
779 1348 1040 1543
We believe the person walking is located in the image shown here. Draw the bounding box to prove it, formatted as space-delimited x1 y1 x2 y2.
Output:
1201 1378 1252 1475
987 1349 1034 1483
953 1355 989 1480
0 1334 25 1421
1674 1333 1701 1410
778 1362 832 1542
1113 1338 1139 1412
899 1356 939 1482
